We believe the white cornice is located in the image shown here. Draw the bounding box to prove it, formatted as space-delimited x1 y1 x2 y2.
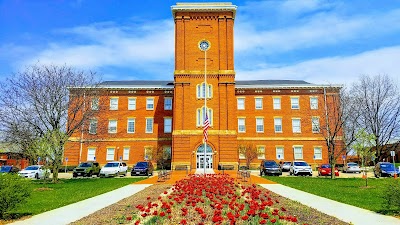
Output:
171 2 237 19
235 84 343 89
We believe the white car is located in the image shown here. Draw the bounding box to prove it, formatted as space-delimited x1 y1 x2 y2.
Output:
99 161 128 177
18 165 50 179
342 162 361 173
289 161 313 176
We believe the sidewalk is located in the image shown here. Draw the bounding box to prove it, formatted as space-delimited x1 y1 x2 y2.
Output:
9 184 151 225
260 184 400 225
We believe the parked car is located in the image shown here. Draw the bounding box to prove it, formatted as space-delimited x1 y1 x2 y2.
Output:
342 162 361 173
260 160 282 176
289 161 313 176
99 161 128 177
318 164 339 177
0 165 20 174
374 162 400 178
280 161 292 172
131 161 154 176
18 165 50 179
73 161 101 178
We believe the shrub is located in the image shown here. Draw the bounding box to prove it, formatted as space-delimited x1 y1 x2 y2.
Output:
383 179 400 210
0 174 31 219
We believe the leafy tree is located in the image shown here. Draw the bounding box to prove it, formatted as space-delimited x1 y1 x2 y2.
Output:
352 129 376 187
238 142 258 169
154 146 171 170
0 64 100 182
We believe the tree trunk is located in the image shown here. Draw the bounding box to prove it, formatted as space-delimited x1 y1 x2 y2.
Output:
52 165 59 183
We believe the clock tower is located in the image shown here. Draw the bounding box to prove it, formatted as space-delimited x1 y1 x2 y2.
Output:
171 3 238 170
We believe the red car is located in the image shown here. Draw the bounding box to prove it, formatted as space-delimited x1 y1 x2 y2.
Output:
318 164 339 176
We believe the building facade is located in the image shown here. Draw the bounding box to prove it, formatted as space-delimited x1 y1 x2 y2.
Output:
65 3 342 169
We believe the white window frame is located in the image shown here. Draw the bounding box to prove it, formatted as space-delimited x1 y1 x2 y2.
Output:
314 147 322 160
276 146 284 160
123 147 130 161
312 117 320 133
256 118 264 133
257 146 265 159
127 118 135 133
146 98 154 110
128 98 136 110
310 97 318 110
293 146 303 160
196 107 213 127
292 118 301 133
106 148 115 161
255 97 263 110
110 98 118 110
291 97 300 109
237 98 245 110
146 118 154 133
164 118 172 133
274 118 282 133
108 120 117 133
87 148 96 161
164 97 172 110
89 119 97 134
91 97 99 110
238 118 246 133
196 83 212 99
273 97 281 110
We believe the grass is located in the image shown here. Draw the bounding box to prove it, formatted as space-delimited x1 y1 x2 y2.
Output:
7 177 145 218
266 176 399 215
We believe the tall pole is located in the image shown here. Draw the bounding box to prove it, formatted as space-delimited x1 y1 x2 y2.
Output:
204 49 207 175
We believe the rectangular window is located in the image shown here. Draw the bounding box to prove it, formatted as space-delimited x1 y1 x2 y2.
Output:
164 118 172 133
310 97 318 109
237 98 245 110
292 118 301 133
144 147 153 160
273 97 281 110
256 118 264 133
108 120 117 133
257 146 265 159
87 148 96 161
128 98 136 110
238 118 246 133
294 146 303 159
255 98 263 110
314 147 322 160
146 98 154 110
127 118 135 133
312 117 320 133
89 119 97 134
123 147 130 161
274 118 282 133
291 97 299 109
276 147 284 160
91 97 99 110
164 97 172 110
110 98 118 110
106 148 115 161
146 118 154 133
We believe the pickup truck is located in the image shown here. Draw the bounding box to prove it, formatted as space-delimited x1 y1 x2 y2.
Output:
73 161 101 178
99 161 128 177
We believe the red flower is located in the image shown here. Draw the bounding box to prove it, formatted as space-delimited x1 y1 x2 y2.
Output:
242 215 249 221
271 218 277 223
259 219 267 224
180 219 187 224
281 207 287 211
134 220 140 225
126 216 132 221
160 211 166 217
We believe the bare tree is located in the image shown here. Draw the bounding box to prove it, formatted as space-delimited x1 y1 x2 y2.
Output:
352 129 376 187
351 74 400 162
238 142 258 169
0 64 100 182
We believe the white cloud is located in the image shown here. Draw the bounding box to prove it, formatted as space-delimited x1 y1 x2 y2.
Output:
236 45 400 87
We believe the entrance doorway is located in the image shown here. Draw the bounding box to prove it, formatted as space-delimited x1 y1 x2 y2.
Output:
196 144 213 169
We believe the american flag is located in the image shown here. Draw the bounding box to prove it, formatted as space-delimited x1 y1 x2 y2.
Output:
203 113 210 142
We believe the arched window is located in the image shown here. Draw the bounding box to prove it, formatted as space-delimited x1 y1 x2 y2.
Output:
196 106 213 127
196 83 212 99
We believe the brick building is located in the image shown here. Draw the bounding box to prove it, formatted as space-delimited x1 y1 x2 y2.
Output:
65 3 342 170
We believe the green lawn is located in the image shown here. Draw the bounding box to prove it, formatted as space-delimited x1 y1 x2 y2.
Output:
9 177 145 217
266 176 399 215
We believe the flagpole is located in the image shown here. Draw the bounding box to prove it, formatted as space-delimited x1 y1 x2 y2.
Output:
204 49 207 175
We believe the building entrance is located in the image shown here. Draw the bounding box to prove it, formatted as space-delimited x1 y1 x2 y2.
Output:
196 144 213 169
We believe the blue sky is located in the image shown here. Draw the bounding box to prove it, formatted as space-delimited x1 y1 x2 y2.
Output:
1 0 400 86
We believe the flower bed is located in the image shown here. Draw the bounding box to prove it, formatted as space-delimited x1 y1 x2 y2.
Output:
130 174 305 225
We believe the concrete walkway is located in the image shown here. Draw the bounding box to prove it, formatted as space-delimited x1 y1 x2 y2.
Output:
9 184 151 225
261 184 400 225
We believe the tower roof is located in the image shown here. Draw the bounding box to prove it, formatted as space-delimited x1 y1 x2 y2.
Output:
171 2 237 19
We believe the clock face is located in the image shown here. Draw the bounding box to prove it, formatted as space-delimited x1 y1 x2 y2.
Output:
199 40 210 51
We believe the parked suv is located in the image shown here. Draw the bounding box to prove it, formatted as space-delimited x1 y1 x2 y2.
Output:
73 161 100 178
99 161 128 177
259 160 282 176
374 162 400 178
131 161 154 176
0 165 20 174
289 161 313 176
